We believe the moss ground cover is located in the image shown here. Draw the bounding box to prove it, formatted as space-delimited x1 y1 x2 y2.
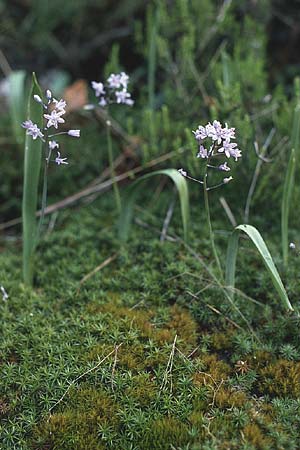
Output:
1 192 300 450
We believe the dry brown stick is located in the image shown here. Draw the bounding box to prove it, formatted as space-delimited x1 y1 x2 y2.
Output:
111 344 120 391
160 187 176 242
78 254 117 288
0 148 186 232
186 290 242 330
219 196 237 227
159 334 177 394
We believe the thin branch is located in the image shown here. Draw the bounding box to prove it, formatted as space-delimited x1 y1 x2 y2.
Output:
0 148 186 232
159 335 177 394
244 128 276 222
219 196 237 227
49 344 122 413
78 254 118 288
160 187 176 241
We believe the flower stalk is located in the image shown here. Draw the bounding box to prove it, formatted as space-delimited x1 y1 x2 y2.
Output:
179 120 241 279
106 120 121 214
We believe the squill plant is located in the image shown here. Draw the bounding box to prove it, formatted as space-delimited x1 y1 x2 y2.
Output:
22 74 80 285
179 120 240 278
179 120 293 312
89 72 134 214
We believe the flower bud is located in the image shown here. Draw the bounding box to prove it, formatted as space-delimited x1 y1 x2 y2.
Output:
68 130 80 138
34 95 43 104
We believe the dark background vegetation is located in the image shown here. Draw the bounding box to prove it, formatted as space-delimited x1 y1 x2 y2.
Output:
1 0 300 87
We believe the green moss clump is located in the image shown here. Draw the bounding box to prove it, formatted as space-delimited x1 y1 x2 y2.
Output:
143 417 190 450
258 359 300 397
194 354 231 386
210 330 236 352
33 388 119 450
243 422 273 450
215 388 248 409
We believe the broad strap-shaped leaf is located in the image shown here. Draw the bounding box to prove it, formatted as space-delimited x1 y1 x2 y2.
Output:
9 70 26 146
281 148 296 267
226 224 293 311
118 169 189 242
22 73 43 285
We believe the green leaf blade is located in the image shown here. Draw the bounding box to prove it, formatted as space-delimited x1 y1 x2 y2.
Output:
281 148 296 267
226 224 293 311
22 73 43 285
118 169 189 242
8 70 27 146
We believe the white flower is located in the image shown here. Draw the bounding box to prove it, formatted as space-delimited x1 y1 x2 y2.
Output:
44 110 65 129
22 120 44 140
219 162 230 171
68 130 80 137
218 140 241 160
52 98 67 114
193 125 207 141
99 97 107 107
221 123 236 142
91 81 105 97
206 120 223 144
49 140 59 150
55 151 68 165
289 242 296 249
178 168 187 177
46 89 52 100
223 176 233 184
197 145 208 159
119 72 129 89
107 73 122 89
115 89 133 105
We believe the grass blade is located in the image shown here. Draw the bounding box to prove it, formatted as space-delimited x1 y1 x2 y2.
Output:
118 169 189 242
22 73 43 285
281 148 296 267
8 70 26 146
226 224 293 311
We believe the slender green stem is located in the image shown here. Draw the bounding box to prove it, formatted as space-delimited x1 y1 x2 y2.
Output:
36 144 51 243
106 121 121 214
203 163 223 280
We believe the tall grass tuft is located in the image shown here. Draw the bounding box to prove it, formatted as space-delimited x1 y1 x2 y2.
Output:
226 224 293 311
22 73 43 285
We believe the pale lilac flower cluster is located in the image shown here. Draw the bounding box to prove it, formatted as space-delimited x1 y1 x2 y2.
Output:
22 90 80 166
178 120 241 188
193 120 241 163
91 72 133 107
